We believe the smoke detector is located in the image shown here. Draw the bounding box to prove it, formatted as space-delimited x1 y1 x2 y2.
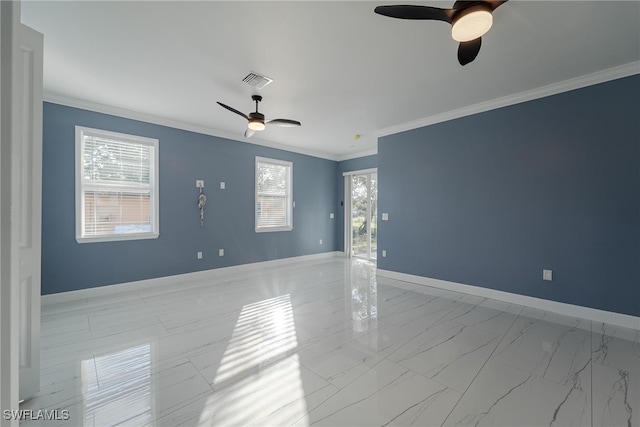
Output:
242 72 273 89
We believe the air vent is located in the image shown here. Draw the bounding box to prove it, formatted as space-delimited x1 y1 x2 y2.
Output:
242 72 273 89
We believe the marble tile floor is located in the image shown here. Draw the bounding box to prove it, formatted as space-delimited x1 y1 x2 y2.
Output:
22 258 639 426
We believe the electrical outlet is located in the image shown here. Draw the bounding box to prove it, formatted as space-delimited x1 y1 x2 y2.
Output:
543 269 553 281
382 250 387 257
220 181 225 189
319 239 323 245
329 213 334 219
219 249 224 257
197 251 203 259
382 213 389 221
196 180 204 188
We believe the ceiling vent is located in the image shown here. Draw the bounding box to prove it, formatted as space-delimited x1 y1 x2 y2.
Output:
242 72 273 89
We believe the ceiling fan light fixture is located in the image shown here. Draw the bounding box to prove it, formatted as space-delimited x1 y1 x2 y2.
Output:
451 6 493 42
218 95 300 137
248 120 265 131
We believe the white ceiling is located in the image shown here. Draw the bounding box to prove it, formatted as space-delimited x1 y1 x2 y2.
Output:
21 1 640 161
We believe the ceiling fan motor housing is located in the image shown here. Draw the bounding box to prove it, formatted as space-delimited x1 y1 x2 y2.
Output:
248 111 266 131
451 4 493 42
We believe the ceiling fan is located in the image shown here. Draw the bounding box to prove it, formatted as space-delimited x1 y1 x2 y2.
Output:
217 95 301 138
374 1 508 65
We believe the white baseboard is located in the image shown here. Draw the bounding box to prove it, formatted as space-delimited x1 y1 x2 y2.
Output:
377 269 640 331
42 251 343 306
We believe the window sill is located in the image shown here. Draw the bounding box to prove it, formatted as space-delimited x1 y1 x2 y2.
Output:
255 226 293 233
76 232 160 244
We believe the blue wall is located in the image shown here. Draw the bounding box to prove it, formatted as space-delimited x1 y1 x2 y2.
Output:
336 155 378 251
377 75 640 317
42 103 339 294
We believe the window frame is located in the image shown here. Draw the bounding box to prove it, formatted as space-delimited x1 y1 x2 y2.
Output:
255 156 293 233
75 126 160 243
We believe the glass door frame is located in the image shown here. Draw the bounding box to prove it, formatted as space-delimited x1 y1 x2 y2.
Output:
343 168 377 261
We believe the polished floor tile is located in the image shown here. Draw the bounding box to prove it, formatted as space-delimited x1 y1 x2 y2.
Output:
442 359 591 427
22 258 639 426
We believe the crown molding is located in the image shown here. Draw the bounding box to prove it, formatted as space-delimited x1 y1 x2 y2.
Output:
43 93 340 161
335 147 378 162
44 61 640 163
375 61 640 139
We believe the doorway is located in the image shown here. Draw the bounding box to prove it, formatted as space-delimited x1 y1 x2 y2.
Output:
344 169 377 261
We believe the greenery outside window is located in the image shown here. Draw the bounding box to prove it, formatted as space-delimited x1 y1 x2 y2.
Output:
255 156 293 232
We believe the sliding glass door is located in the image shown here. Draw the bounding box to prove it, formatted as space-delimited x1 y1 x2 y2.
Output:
347 171 377 260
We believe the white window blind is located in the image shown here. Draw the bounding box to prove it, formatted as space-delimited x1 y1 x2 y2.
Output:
76 126 159 243
255 157 292 232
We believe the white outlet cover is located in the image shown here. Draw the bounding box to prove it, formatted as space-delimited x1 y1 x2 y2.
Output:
330 213 334 219
219 249 224 257
543 269 553 281
196 180 204 188
220 181 225 189
382 213 389 221
197 251 203 259
319 239 323 245
382 250 386 257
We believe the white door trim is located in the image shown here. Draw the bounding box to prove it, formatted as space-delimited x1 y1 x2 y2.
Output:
18 23 43 402
1 1 22 423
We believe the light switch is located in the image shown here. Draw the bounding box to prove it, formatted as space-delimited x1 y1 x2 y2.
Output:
330 213 334 219
382 213 389 221
220 181 225 189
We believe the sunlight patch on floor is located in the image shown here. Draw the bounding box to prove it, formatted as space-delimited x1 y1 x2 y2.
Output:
198 294 308 426
82 343 154 425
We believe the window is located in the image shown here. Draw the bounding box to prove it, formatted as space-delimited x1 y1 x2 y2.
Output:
255 157 293 232
75 126 159 243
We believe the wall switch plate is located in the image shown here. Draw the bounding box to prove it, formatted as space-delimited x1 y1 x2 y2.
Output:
543 269 553 281
219 249 224 257
319 239 323 245
197 251 203 259
330 213 334 219
196 180 204 188
382 213 389 221
382 250 387 257
220 181 225 189
293 201 296 208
